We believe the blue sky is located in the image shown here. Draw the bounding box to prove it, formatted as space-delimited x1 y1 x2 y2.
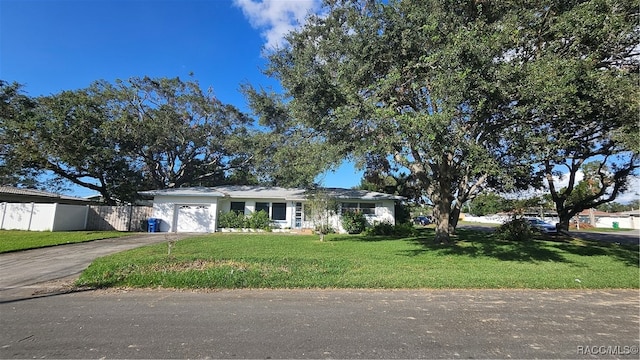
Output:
2 1 637 203
0 0 363 196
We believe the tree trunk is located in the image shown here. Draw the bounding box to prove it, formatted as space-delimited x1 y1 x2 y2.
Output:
449 207 461 234
434 213 450 243
430 155 455 244
556 209 572 233
432 185 452 244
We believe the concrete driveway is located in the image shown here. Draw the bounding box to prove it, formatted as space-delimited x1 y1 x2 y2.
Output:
0 233 197 301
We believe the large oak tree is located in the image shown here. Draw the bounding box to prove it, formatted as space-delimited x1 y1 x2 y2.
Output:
262 0 525 242
1 77 254 203
0 81 41 188
500 0 639 230
2 83 144 203
241 85 345 188
104 77 254 190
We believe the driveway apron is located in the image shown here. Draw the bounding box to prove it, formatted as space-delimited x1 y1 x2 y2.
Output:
0 233 196 301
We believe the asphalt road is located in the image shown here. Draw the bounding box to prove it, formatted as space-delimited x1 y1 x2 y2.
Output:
567 229 640 245
1 288 639 359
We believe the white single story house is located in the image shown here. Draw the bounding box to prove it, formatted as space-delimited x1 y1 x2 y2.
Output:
139 186 404 233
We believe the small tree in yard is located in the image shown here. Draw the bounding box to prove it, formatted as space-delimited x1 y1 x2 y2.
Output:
305 189 338 241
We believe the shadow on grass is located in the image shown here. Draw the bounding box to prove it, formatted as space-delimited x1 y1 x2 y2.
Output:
552 240 639 267
401 228 639 266
328 227 437 242
328 228 638 266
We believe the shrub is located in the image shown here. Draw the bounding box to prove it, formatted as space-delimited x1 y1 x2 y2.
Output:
219 210 273 230
365 221 394 236
495 217 535 241
392 222 417 237
341 211 367 234
218 211 245 229
245 210 272 230
364 221 416 237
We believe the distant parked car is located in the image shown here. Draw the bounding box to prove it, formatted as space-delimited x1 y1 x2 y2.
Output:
526 218 557 234
413 216 431 226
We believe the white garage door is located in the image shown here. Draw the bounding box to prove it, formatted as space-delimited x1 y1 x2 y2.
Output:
176 204 212 232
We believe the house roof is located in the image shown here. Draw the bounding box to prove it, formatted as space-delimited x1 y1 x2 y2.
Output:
322 187 405 201
139 186 404 201
214 186 309 200
139 187 227 198
577 209 612 217
0 186 91 205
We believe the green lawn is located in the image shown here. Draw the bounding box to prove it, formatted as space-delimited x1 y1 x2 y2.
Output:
0 230 133 253
76 229 639 289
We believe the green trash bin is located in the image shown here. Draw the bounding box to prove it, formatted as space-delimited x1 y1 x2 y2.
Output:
612 222 619 229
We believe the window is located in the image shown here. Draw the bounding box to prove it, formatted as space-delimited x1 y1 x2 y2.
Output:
230 202 245 214
341 202 375 215
255 202 270 214
359 203 375 215
341 202 358 215
271 202 286 220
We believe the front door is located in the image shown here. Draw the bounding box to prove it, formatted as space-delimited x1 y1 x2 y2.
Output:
294 202 303 229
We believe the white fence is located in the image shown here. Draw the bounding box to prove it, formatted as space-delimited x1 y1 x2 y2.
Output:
591 216 640 230
0 203 88 231
0 203 153 232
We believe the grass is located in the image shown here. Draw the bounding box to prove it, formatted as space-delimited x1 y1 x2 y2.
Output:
75 229 639 289
0 230 133 253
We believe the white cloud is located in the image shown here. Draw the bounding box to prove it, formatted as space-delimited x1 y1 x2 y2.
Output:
616 176 640 204
234 0 320 51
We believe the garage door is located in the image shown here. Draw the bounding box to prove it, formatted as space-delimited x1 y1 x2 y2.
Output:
176 204 212 232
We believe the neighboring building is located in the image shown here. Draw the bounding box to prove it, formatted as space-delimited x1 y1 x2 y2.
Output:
0 186 91 205
139 186 404 233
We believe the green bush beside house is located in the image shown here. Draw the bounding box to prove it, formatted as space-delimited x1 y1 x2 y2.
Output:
341 211 367 234
218 210 272 231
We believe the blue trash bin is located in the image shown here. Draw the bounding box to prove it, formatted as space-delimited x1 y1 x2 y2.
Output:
148 218 160 232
